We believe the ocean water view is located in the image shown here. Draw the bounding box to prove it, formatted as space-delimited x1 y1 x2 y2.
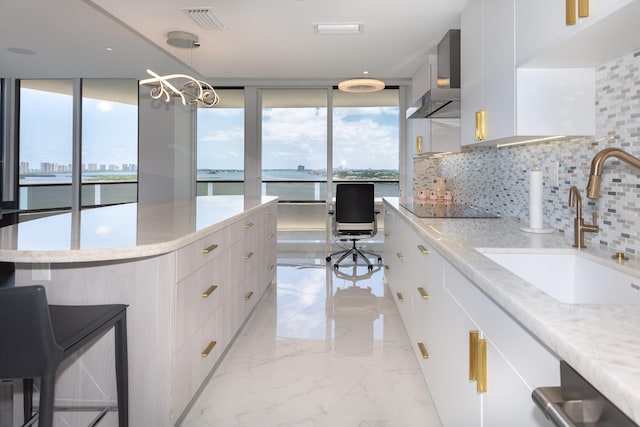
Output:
19 169 399 206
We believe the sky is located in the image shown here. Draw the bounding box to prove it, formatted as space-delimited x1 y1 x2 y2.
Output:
197 105 400 171
19 86 399 172
19 88 138 169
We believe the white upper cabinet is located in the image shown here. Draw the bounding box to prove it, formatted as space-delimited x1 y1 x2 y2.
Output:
517 0 638 67
461 0 596 146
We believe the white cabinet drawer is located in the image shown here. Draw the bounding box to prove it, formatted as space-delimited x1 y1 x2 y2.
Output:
229 212 260 245
172 308 224 417
176 228 229 282
175 250 229 351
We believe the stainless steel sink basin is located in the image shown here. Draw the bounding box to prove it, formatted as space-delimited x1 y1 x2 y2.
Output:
476 249 640 304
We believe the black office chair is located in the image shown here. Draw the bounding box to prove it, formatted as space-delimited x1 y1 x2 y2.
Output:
0 285 128 427
326 183 382 270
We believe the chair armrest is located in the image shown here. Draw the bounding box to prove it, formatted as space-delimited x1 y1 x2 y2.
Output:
328 210 335 215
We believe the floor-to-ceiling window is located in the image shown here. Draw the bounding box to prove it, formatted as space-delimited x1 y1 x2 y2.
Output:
332 88 400 198
18 79 138 212
261 88 328 201
81 79 138 207
196 88 245 196
19 80 74 210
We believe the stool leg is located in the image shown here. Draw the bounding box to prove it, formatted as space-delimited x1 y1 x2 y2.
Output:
114 314 128 427
22 378 33 424
38 376 55 427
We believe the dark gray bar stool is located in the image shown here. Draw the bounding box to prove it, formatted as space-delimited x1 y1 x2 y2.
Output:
0 285 128 427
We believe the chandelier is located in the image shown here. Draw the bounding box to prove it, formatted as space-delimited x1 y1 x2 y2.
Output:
139 69 220 107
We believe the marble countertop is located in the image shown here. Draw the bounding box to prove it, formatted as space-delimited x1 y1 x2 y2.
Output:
0 196 278 263
384 197 640 424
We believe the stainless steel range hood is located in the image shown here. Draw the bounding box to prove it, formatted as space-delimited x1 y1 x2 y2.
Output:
408 29 460 119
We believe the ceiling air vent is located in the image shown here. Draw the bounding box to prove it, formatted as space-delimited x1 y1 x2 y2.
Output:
183 8 227 30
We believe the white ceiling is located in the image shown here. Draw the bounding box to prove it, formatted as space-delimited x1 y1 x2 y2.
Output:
0 0 467 85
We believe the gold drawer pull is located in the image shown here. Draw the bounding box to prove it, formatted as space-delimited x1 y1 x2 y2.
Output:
417 342 429 359
396 253 405 260
477 339 487 393
578 0 588 17
396 292 404 302
417 245 430 255
244 222 254 229
244 291 254 301
417 287 430 299
201 243 218 254
201 341 217 357
244 252 254 260
385 233 391 238
469 330 478 380
384 265 390 270
201 285 218 298
566 0 576 25
267 264 274 271
268 233 274 239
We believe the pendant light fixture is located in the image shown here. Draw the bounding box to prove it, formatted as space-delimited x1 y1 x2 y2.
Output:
139 31 220 107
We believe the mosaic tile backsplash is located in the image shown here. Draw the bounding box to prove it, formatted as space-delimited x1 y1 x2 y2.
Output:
414 50 640 254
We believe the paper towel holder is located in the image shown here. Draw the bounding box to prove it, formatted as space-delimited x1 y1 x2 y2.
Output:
521 168 554 234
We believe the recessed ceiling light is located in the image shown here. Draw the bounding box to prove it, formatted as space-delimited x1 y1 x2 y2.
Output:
7 47 36 55
313 23 363 35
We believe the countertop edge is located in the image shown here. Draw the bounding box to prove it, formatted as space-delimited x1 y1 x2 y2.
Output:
0 196 279 264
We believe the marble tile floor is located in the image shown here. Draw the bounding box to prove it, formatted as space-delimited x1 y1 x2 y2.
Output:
181 245 442 426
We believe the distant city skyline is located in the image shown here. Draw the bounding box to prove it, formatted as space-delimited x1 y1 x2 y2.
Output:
19 161 137 174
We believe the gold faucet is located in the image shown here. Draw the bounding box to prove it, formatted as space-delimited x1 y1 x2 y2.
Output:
568 186 598 248
587 147 640 198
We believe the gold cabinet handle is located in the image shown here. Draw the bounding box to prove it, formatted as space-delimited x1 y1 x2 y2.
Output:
267 233 274 239
475 111 481 140
244 222 254 229
244 252 254 260
417 244 430 255
267 264 274 271
578 0 588 17
477 339 487 393
566 0 576 24
201 341 217 357
417 287 430 299
478 109 486 140
417 342 429 359
244 291 254 301
384 233 391 238
384 265 390 270
396 253 405 260
201 285 218 298
201 243 219 254
396 292 404 302
469 330 479 380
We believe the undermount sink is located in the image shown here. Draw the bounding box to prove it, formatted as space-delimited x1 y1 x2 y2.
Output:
477 249 640 304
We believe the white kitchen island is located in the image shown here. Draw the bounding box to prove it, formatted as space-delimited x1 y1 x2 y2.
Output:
0 195 278 426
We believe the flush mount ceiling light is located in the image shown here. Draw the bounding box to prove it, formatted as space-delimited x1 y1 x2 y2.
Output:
166 31 200 48
338 78 385 93
313 23 363 35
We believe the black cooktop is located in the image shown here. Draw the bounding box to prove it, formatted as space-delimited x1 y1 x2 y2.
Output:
400 201 499 218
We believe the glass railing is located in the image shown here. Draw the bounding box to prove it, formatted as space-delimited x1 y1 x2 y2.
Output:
18 182 137 211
